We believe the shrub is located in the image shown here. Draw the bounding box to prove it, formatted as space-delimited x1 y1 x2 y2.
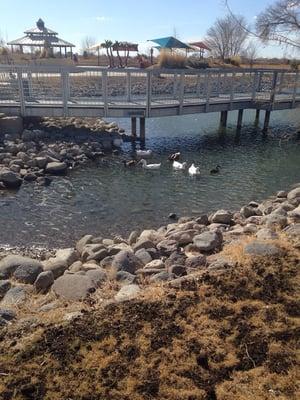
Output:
289 59 300 71
224 56 241 67
187 58 210 69
0 46 8 56
158 50 186 69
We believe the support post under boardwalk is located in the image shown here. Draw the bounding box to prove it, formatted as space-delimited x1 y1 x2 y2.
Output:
237 109 243 130
220 111 228 128
131 117 137 139
263 110 271 133
255 109 260 125
140 117 146 141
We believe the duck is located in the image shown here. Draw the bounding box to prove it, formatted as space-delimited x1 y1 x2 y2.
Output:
173 160 187 170
138 159 161 170
136 149 153 158
122 160 137 167
210 165 221 174
168 152 181 161
188 163 200 175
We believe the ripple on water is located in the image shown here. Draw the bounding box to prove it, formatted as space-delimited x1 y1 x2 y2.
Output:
0 109 300 247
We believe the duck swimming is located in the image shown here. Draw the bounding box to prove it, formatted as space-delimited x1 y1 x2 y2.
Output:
122 160 137 167
188 163 200 175
138 159 161 170
168 152 181 161
173 160 187 170
210 165 221 174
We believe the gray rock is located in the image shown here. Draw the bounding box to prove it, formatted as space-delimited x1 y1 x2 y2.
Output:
168 264 187 277
111 250 143 274
136 268 164 276
195 215 209 225
0 280 11 298
256 228 279 240
211 209 233 225
244 240 284 257
287 187 300 204
135 249 152 265
85 268 107 287
144 259 165 270
208 257 234 270
107 243 132 256
263 213 288 229
45 161 67 174
128 230 139 245
0 168 22 188
283 223 300 238
100 256 114 269
55 248 78 266
0 255 43 279
52 274 95 300
185 255 207 269
0 308 16 321
86 248 108 262
149 271 175 282
115 284 141 302
193 231 223 253
35 157 48 169
240 205 262 218
133 239 155 252
277 190 287 198
76 234 93 253
115 271 136 284
1 286 27 306
34 271 54 292
68 261 83 273
13 263 43 284
165 251 186 268
43 260 68 279
288 205 300 221
157 239 179 256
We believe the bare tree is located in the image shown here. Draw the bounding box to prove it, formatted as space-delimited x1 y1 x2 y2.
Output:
242 41 259 67
256 0 300 49
205 14 249 60
81 36 96 55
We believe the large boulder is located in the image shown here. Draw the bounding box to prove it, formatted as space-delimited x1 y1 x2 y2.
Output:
262 213 288 229
287 187 300 204
1 286 27 306
45 161 67 175
34 271 54 292
52 274 95 300
43 260 68 279
157 239 179 256
211 210 233 225
76 234 94 254
133 239 155 252
54 248 78 266
284 223 300 238
13 263 43 284
0 168 22 189
0 280 11 299
193 231 223 253
111 250 143 274
114 284 141 302
0 255 43 280
185 255 207 269
244 240 284 257
256 228 279 241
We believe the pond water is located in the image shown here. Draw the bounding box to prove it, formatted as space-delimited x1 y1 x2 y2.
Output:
0 109 299 248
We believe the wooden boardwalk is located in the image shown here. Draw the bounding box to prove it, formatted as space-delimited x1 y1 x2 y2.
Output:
0 65 299 136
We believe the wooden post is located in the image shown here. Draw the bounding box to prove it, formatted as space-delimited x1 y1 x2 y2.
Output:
131 117 137 139
140 117 146 141
220 110 228 128
237 109 243 130
255 109 260 125
263 110 271 133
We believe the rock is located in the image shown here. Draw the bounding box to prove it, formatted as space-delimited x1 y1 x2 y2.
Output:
244 240 284 257
85 269 107 287
139 229 163 244
115 284 141 302
287 187 300 204
150 271 175 282
168 264 187 277
13 263 43 284
0 168 22 188
55 248 78 266
34 271 54 292
76 234 94 254
128 231 139 245
86 248 108 262
115 271 136 284
207 257 234 270
43 260 68 279
68 261 83 273
263 213 288 229
195 215 209 225
157 239 179 256
0 280 11 299
193 231 223 253
1 287 27 306
240 205 262 218
45 161 67 175
256 228 279 240
144 259 165 270
136 268 164 276
167 230 194 246
277 190 287 198
63 311 83 322
35 157 48 169
0 308 16 321
211 210 233 225
135 249 152 265
100 256 114 269
111 250 143 274
168 213 177 219
288 205 300 221
107 243 132 256
283 223 300 238
243 224 258 234
133 239 155 252
165 251 186 268
185 255 207 269
0 116 23 136
52 274 95 300
0 255 43 279
21 129 36 141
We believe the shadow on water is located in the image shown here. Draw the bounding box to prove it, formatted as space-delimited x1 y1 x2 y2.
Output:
0 109 300 247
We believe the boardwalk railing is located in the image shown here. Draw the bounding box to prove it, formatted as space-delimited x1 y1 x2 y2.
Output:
0 65 299 118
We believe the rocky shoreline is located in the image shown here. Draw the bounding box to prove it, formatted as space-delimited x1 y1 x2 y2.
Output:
0 116 128 191
0 183 299 324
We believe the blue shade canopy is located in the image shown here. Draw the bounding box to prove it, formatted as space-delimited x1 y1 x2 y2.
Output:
149 36 191 49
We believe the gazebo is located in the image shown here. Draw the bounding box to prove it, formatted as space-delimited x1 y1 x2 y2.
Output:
7 18 75 58
188 41 211 58
149 36 192 53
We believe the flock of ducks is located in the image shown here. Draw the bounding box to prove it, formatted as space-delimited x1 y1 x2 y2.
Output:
123 150 221 176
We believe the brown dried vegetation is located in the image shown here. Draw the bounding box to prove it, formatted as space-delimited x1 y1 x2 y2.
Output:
0 250 299 400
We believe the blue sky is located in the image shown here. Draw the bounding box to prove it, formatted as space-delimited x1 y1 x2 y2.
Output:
0 0 295 57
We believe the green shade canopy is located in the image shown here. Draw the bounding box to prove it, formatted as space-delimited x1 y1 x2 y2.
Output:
149 36 192 49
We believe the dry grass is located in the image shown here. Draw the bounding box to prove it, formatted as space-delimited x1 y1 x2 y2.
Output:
158 50 187 69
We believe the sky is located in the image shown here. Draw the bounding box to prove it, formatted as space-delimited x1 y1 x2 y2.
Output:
0 0 297 58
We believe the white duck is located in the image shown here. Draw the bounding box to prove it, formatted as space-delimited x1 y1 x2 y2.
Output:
136 149 153 158
173 160 187 170
138 159 161 170
188 163 200 176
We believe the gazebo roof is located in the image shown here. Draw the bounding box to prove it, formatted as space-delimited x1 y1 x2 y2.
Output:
149 36 192 50
189 41 210 51
24 26 58 35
